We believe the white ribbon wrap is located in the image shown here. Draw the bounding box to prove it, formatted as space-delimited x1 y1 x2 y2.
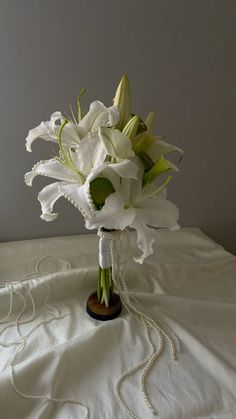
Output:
98 230 123 269
98 236 112 269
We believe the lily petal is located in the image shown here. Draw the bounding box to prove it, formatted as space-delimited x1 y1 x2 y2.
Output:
58 182 95 219
26 112 81 152
107 159 138 179
40 213 59 222
24 158 80 186
84 159 139 192
60 121 83 147
85 159 139 195
78 101 119 137
99 127 134 160
72 131 107 176
85 159 138 199
137 195 180 230
26 123 50 153
131 217 158 264
147 137 184 161
25 112 62 152
85 192 135 231
38 181 65 221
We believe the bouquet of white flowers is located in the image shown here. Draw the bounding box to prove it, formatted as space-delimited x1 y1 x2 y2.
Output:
25 75 183 314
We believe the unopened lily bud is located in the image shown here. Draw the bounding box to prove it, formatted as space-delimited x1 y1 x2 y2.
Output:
122 114 140 141
113 75 131 130
145 111 156 134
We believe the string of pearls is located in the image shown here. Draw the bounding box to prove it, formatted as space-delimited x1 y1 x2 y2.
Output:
97 228 123 240
0 256 89 418
105 231 179 419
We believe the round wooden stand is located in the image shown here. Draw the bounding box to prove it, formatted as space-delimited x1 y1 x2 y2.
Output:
86 292 122 321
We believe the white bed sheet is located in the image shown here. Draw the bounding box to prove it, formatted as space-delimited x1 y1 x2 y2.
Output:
0 228 235 419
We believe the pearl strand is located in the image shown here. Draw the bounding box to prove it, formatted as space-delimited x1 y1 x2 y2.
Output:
110 234 179 418
114 313 160 419
0 260 89 419
116 283 162 416
139 324 163 417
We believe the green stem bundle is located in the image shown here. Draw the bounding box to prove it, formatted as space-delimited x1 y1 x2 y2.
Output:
97 266 113 307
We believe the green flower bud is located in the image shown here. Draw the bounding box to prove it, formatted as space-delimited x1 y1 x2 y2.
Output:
145 111 156 134
122 114 140 141
113 75 131 130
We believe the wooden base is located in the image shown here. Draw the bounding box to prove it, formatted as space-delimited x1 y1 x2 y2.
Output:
86 292 122 321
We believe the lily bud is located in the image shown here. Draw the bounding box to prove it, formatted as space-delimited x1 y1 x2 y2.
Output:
113 75 131 130
145 111 156 134
122 114 140 141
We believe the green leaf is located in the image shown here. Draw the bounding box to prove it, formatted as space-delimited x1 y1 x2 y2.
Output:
90 177 114 210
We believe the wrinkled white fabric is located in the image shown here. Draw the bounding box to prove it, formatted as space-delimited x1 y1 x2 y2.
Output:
0 228 235 419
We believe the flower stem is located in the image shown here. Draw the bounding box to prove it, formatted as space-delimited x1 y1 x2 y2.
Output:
97 266 101 302
106 268 111 301
97 266 113 307
101 268 109 307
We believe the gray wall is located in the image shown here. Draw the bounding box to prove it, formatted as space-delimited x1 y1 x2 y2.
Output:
0 0 235 254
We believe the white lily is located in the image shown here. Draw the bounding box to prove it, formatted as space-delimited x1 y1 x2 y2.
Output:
26 101 119 152
85 174 179 264
25 128 138 222
24 76 183 268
